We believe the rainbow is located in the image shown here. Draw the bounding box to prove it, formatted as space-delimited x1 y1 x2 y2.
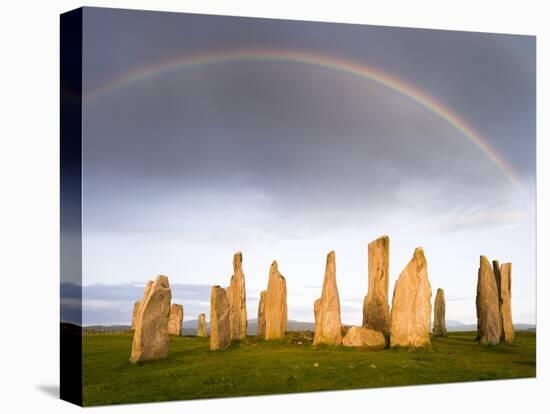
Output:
83 49 521 188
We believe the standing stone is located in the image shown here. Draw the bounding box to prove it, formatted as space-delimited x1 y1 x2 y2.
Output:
342 326 386 349
476 256 501 345
167 304 183 336
492 260 504 340
136 280 153 330
475 268 482 339
313 251 343 346
131 301 140 330
433 288 447 336
499 263 514 344
226 252 247 340
197 313 207 337
257 290 267 338
390 248 432 348
493 260 502 298
363 235 391 335
130 276 172 363
210 286 231 351
265 261 288 340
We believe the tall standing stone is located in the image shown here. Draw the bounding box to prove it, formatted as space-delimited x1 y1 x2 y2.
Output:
313 251 343 346
492 260 504 340
210 286 231 351
476 268 480 338
476 256 501 345
136 280 153 328
131 301 140 330
390 248 432 348
167 304 183 336
257 290 267 338
226 252 247 340
197 313 207 337
363 235 391 335
265 261 288 340
499 263 514 344
433 288 447 336
493 260 502 298
130 276 172 363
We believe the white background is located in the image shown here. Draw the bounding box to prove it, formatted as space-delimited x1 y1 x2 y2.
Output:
0 0 547 412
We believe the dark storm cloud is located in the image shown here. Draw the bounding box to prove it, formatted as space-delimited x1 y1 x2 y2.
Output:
81 58 521 237
81 8 535 219
82 6 535 178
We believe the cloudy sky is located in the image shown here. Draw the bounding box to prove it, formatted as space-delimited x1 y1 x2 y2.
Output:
76 7 535 326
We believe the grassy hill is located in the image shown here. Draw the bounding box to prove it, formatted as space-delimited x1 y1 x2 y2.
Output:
82 330 535 406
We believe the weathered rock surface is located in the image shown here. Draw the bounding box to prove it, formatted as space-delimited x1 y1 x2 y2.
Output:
390 248 432 348
363 235 391 335
493 260 502 298
433 288 447 336
499 263 514 344
313 251 343 346
341 325 352 337
265 261 288 340
197 313 207 337
226 252 247 340
130 276 171 363
476 256 501 345
342 326 386 349
167 303 183 336
133 280 153 332
257 290 267 338
210 286 231 351
131 301 140 330
492 260 503 340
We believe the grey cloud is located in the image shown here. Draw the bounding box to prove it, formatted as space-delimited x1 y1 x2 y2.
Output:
82 7 535 178
81 282 212 302
80 8 535 244
82 60 520 241
77 283 261 325
445 295 472 302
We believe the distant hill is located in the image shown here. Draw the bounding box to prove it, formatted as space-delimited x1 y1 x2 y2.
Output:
446 322 536 332
514 323 537 331
83 320 535 334
182 319 315 336
83 325 132 333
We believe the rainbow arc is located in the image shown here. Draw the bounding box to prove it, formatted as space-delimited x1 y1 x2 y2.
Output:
82 49 520 188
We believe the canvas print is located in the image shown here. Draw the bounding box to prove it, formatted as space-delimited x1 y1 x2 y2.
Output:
60 7 536 407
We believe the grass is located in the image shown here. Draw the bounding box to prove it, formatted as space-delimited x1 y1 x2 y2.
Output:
83 330 536 406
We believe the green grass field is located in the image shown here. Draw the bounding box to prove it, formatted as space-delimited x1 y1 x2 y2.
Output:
83 331 536 406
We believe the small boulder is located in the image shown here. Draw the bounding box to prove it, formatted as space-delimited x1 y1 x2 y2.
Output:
342 326 386 349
